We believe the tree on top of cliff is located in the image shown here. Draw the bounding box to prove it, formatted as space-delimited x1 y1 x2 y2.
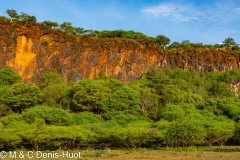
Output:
27 16 37 23
156 35 170 47
60 22 75 34
42 21 59 28
181 40 191 44
169 41 181 48
74 27 84 35
18 12 37 22
222 37 237 48
0 16 9 22
6 9 18 22
19 12 29 21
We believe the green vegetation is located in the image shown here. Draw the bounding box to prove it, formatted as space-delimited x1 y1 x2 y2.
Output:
41 39 49 45
6 9 17 22
0 68 240 151
5 9 36 22
42 20 59 28
222 37 237 48
17 12 37 22
60 22 75 33
156 34 170 47
0 68 21 85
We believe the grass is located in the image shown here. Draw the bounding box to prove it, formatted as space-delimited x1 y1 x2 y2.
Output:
41 39 49 45
2 147 240 160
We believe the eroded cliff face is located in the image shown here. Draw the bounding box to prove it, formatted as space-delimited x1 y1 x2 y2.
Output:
0 21 240 83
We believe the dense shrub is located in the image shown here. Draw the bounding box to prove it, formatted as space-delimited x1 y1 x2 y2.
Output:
0 68 239 150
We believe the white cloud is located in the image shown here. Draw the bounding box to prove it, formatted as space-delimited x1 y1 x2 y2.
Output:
141 4 176 17
235 8 240 14
141 1 240 23
141 3 204 22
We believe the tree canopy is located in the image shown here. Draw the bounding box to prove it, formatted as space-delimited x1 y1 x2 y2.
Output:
222 37 237 48
42 20 59 28
156 35 170 47
6 9 17 22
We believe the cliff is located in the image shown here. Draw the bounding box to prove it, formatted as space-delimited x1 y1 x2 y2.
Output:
0 20 240 83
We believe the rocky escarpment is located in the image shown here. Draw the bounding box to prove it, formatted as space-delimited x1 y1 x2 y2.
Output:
0 20 240 83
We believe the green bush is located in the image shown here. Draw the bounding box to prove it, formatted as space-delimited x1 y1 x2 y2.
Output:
161 104 185 121
22 105 70 125
97 86 145 119
110 113 148 126
41 39 49 45
0 114 23 126
0 68 21 85
71 79 111 112
69 111 102 125
164 116 207 147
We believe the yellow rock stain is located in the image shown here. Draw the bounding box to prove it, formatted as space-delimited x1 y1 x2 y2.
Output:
15 36 36 79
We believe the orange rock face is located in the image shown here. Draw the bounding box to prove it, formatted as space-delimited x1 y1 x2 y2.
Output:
0 21 240 83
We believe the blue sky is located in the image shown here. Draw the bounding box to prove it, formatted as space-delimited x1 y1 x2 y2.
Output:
0 0 240 44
